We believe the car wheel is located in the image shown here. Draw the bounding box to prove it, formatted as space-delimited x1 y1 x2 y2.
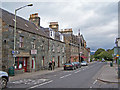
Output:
74 67 75 70
2 78 7 89
74 67 76 70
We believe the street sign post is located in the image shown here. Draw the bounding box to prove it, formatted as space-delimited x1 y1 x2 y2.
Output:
12 50 15 54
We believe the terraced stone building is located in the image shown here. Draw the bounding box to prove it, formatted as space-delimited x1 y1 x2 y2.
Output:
0 9 66 74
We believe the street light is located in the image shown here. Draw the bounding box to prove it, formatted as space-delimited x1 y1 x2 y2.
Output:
78 44 80 62
13 4 33 65
115 38 120 79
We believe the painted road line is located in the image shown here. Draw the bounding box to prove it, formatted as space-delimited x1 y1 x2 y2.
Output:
60 74 71 79
90 86 92 88
93 80 97 85
74 70 81 73
29 80 53 89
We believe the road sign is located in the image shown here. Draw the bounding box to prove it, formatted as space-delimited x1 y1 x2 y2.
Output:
13 55 16 57
12 50 15 54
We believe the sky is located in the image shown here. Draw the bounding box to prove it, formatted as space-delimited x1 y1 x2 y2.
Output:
1 0 119 51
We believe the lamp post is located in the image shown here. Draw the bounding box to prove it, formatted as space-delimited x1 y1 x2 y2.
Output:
13 4 33 65
116 38 120 79
78 44 81 63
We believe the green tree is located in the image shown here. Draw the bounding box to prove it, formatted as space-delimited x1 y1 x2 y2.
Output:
107 49 114 60
97 51 107 59
94 48 105 59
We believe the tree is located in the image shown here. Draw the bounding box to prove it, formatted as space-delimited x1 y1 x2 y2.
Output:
97 51 108 60
94 48 105 59
93 48 114 61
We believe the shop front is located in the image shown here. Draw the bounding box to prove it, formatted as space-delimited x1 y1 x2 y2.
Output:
14 52 31 74
15 57 28 72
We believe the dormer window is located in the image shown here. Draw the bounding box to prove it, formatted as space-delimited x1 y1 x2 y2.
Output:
51 31 52 36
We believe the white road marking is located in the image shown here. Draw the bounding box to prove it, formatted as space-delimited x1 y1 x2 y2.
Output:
54 75 57 76
29 80 53 89
74 70 81 73
60 74 71 79
93 80 97 85
90 86 92 88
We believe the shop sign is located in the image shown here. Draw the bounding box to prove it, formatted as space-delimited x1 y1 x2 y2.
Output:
31 50 37 55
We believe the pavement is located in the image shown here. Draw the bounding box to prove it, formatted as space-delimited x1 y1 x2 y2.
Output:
97 62 119 83
9 67 63 82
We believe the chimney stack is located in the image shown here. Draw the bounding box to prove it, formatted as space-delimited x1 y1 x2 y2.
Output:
29 13 40 27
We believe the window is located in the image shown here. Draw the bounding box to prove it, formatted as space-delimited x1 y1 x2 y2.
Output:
50 31 52 36
15 57 26 70
57 46 60 52
62 47 64 52
42 56 44 66
32 40 36 49
19 36 24 48
52 44 55 52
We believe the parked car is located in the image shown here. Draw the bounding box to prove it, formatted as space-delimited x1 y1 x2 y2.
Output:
0 71 9 89
73 62 81 68
81 61 88 66
64 63 76 70
76 62 81 68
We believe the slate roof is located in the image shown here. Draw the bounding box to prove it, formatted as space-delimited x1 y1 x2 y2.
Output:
0 8 49 38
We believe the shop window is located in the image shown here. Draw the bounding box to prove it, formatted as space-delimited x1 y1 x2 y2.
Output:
14 57 26 70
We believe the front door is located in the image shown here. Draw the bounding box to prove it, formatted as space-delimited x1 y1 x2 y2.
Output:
32 57 36 70
23 58 27 72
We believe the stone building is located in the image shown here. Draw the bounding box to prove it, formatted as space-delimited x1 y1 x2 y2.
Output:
60 28 90 63
44 28 66 67
60 28 80 63
80 35 90 62
1 9 66 74
1 8 90 74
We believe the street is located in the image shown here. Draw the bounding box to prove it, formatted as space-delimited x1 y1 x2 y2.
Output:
5 62 118 89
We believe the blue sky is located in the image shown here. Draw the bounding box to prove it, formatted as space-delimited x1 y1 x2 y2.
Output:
1 0 119 51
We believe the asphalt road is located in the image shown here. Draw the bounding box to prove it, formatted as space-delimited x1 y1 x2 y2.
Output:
27 62 106 89
6 62 118 89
